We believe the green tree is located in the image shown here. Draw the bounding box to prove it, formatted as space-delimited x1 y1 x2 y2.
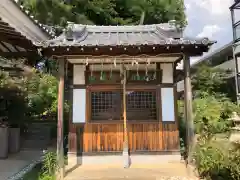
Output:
23 68 69 119
18 0 186 27
191 64 234 99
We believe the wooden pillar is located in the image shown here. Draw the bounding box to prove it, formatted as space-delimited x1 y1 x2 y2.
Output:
122 64 130 168
183 55 195 164
68 63 78 164
57 58 65 180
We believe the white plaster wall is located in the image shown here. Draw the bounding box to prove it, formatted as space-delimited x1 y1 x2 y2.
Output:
73 65 86 85
161 88 175 122
73 64 86 123
161 63 173 83
73 89 86 123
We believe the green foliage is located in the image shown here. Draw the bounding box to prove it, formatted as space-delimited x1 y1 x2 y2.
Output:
0 70 26 126
41 151 58 176
18 0 186 27
38 151 67 180
179 54 240 180
194 138 240 180
24 69 57 117
192 65 234 98
193 111 239 180
193 95 233 134
39 175 56 180
23 68 69 119
0 67 69 123
178 95 236 136
23 152 67 180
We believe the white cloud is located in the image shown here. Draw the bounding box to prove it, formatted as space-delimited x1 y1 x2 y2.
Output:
194 0 233 16
184 0 233 56
197 25 222 38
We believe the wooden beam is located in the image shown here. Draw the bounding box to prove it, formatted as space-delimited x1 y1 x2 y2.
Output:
57 58 65 180
183 55 195 164
42 45 209 57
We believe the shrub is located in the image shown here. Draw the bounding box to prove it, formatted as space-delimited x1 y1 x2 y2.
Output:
227 148 240 180
41 151 58 176
38 151 67 180
194 139 240 180
194 140 228 179
178 94 237 138
23 69 69 120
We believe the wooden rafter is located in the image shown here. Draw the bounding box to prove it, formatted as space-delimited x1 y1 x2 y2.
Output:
0 27 20 35
0 42 13 52
0 37 34 49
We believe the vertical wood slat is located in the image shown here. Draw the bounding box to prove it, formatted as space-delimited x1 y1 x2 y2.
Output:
68 124 77 153
78 122 179 153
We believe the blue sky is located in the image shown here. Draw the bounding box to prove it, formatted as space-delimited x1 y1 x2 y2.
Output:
183 0 234 62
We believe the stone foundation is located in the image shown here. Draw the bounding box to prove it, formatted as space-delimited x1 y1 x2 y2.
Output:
67 152 181 168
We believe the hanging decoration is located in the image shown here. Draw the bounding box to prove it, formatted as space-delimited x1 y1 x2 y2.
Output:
89 65 96 82
145 60 149 82
131 59 135 66
120 61 123 78
85 57 89 66
100 60 106 81
136 61 140 80
109 62 113 80
114 58 117 67
152 62 157 80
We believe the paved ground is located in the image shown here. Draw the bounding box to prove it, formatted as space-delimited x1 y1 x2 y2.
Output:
64 163 199 180
0 150 42 180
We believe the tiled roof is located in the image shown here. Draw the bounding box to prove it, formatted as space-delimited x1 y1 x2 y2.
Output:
41 23 215 48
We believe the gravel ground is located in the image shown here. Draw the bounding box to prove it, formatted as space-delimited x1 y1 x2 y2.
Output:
65 163 199 180
69 177 200 180
157 177 199 180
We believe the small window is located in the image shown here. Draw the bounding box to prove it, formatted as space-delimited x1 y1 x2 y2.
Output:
126 91 157 120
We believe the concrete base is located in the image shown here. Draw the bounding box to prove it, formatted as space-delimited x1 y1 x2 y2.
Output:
68 152 181 168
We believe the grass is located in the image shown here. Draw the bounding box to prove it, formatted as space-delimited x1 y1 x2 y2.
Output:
22 163 42 180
